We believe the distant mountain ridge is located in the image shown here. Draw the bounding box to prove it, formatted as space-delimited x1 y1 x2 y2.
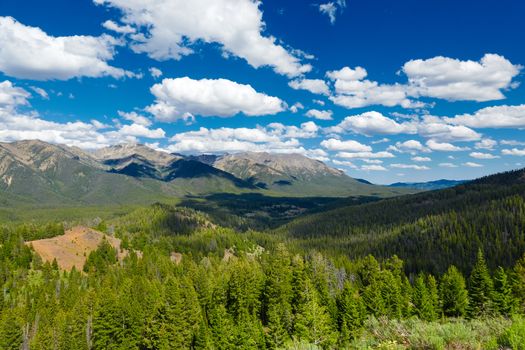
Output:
0 140 412 208
389 179 467 191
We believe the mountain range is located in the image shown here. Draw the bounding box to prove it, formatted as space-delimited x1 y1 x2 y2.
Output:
389 179 467 191
0 140 409 208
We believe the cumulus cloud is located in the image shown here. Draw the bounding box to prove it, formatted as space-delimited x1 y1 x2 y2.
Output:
328 111 415 135
332 159 357 168
444 104 525 128
289 78 330 95
0 80 167 148
0 16 133 80
501 140 525 146
439 163 458 168
391 163 430 170
402 54 522 102
502 148 525 156
470 152 499 159
149 67 163 79
336 151 395 159
388 140 429 154
30 86 49 100
102 20 135 34
305 109 333 120
289 102 304 113
475 139 497 150
325 54 521 109
327 66 420 109
361 164 387 171
320 138 372 152
146 77 286 122
118 111 152 127
463 162 483 168
426 139 468 152
412 156 431 162
416 118 481 142
166 122 320 154
117 123 165 138
94 0 311 77
0 80 31 110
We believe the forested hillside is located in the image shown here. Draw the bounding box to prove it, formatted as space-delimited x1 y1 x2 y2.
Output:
282 168 525 274
2 200 525 349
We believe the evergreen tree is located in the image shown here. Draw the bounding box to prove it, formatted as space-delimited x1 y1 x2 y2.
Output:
441 265 469 317
468 249 495 317
293 278 337 348
336 282 366 345
493 266 515 316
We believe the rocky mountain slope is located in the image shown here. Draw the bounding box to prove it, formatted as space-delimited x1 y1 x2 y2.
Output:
0 140 411 208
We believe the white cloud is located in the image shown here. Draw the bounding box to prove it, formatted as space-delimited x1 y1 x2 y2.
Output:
30 86 49 100
388 140 429 154
475 138 497 150
444 104 525 128
102 20 135 34
402 54 522 102
321 138 372 152
501 140 525 146
326 66 422 109
463 162 483 168
305 109 333 120
426 139 468 152
0 16 133 80
417 118 481 142
0 80 31 110
313 99 325 106
118 111 152 127
336 151 395 159
470 152 499 159
362 159 383 164
332 159 357 168
361 164 387 171
391 163 430 170
289 102 304 113
147 77 286 122
94 0 311 77
329 111 415 135
149 67 163 79
372 138 390 144
318 1 346 24
412 156 431 162
289 78 330 95
439 163 458 168
117 123 165 138
166 123 320 154
502 148 525 156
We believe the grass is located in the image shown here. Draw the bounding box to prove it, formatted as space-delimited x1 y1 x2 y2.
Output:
347 316 525 349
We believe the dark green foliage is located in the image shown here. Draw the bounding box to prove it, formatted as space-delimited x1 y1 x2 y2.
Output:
83 238 118 273
469 249 495 317
441 265 469 317
493 267 516 316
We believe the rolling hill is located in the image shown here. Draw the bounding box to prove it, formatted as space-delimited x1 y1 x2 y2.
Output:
281 168 525 273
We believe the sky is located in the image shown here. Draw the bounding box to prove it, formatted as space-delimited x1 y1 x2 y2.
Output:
0 0 524 184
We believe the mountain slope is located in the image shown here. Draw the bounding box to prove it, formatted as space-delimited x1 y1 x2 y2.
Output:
281 168 525 273
213 152 408 197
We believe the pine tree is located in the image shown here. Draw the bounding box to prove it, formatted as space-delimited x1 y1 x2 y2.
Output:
427 274 440 320
336 282 366 345
493 266 515 316
293 278 337 348
413 274 435 321
441 265 469 317
468 249 495 317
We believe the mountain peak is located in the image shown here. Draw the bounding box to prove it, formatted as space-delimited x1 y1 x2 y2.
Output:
92 143 180 166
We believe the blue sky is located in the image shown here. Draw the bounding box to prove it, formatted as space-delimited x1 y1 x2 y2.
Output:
0 0 524 184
